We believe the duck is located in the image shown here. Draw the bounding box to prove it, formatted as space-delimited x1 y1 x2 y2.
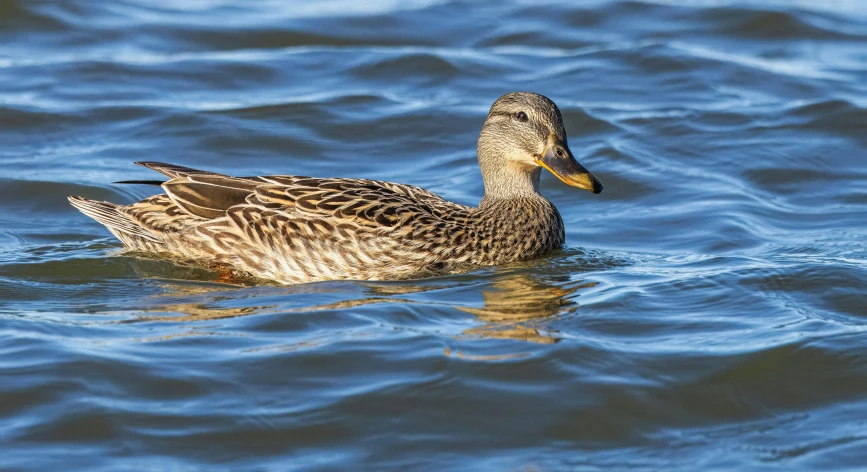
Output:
69 92 603 284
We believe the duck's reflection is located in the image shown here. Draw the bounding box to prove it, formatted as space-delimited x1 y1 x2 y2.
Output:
454 274 596 344
133 269 595 344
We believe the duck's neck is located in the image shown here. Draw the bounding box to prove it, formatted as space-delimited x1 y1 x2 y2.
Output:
466 184 565 264
480 165 543 203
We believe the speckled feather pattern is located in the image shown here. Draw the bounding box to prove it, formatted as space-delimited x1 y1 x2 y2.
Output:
68 92 593 284
69 163 564 284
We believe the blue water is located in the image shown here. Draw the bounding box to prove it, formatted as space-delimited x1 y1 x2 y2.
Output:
2 1 866 470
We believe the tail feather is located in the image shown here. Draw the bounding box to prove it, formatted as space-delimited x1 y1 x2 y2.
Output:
68 196 162 243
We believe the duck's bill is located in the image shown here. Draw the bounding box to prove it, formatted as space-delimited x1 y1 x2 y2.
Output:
535 141 603 194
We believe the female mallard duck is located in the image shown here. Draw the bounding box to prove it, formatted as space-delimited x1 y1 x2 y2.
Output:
69 92 602 284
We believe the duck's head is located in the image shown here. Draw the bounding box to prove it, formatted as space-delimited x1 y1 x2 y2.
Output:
478 92 602 198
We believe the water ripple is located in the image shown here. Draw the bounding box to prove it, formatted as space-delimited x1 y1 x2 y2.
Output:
2 0 867 470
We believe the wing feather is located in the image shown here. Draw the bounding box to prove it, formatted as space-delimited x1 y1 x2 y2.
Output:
135 161 226 179
162 175 260 219
134 163 472 251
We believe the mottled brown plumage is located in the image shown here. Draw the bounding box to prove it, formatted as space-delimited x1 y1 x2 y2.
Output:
69 92 602 284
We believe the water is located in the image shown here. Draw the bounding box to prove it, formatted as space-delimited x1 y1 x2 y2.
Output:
2 0 866 470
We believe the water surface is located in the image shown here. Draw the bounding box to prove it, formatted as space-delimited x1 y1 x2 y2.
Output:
2 0 866 470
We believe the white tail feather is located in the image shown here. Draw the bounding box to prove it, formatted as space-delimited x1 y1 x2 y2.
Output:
68 196 162 242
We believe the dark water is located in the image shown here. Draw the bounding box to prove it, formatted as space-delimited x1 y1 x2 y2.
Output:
2 0 866 470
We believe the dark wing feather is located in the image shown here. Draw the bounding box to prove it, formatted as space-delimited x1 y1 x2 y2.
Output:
163 175 261 219
136 161 227 179
115 179 166 186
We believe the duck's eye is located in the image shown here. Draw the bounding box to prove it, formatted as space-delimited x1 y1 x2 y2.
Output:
515 111 528 122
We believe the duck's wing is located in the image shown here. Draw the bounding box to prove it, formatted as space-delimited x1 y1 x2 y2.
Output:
132 163 470 282
135 161 228 180
131 161 470 223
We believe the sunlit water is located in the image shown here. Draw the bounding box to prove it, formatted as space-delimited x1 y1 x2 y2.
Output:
2 1 866 470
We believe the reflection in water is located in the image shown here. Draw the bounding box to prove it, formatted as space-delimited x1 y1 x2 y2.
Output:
131 270 595 344
456 273 596 344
